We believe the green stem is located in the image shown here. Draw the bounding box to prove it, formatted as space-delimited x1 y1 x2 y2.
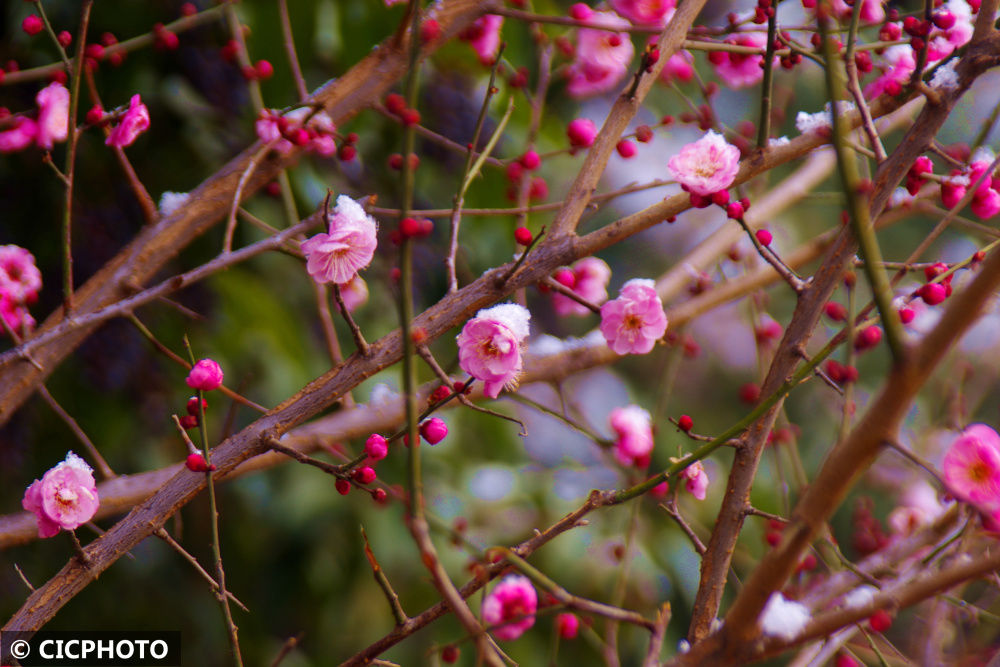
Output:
756 11 778 149
818 14 907 364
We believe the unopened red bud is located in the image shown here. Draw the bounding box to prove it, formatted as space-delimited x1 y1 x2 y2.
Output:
756 229 773 246
421 18 442 43
85 104 104 126
22 15 43 36
353 466 377 484
824 301 847 321
726 202 745 219
514 226 533 245
635 125 653 143
519 149 541 170
335 479 351 495
185 452 215 472
400 108 421 127
712 190 730 206
385 93 406 115
678 415 693 432
868 609 892 632
372 488 388 503
616 139 637 158
179 414 199 430
255 59 274 79
57 31 72 48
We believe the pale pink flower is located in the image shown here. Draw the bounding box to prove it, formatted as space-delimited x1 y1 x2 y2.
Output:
35 82 69 150
461 15 503 65
255 109 293 154
301 195 378 285
600 279 668 354
553 256 612 316
712 33 768 89
888 480 945 536
609 405 654 467
759 592 811 640
0 117 38 153
482 575 537 641
967 160 1000 219
667 130 741 196
660 50 695 84
610 0 676 26
680 460 709 500
186 358 224 391
566 11 634 98
863 45 915 98
22 452 99 539
456 303 530 398
0 245 42 304
106 94 150 148
336 274 369 313
942 423 1000 506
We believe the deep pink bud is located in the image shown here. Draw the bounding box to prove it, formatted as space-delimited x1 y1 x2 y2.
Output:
726 202 745 219
22 15 43 36
616 139 637 158
353 466 377 484
824 302 847 322
186 359 224 391
519 149 541 170
335 479 351 495
556 612 580 639
569 3 593 20
854 325 883 350
756 229 773 246
365 434 389 462
514 227 533 245
898 307 915 323
420 418 449 445
919 282 948 305
186 396 207 415
567 118 598 148
678 414 693 432
186 453 216 472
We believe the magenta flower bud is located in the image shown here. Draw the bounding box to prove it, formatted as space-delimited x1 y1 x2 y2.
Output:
567 118 598 148
353 466 377 484
420 418 449 445
186 358 224 391
365 434 389 461
105 94 150 149
556 612 580 639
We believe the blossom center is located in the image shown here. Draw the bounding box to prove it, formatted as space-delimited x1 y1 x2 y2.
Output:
969 459 993 484
623 313 643 330
57 486 78 505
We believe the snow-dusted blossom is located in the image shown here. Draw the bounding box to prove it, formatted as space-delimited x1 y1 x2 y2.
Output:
942 423 1000 507
301 195 378 285
759 592 811 641
482 575 537 640
667 130 741 196
460 14 503 65
35 82 70 150
609 405 654 467
553 256 612 317
22 452 100 539
106 94 150 148
863 45 916 98
158 191 190 217
930 60 960 90
795 102 856 134
928 0 974 60
0 245 42 305
566 11 635 98
457 303 530 398
610 0 676 26
711 33 769 89
600 279 668 354
186 358 224 391
680 459 709 500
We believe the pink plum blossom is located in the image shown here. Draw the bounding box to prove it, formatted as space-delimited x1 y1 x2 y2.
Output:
1 294 35 336
660 50 695 84
609 405 654 467
456 303 530 398
712 33 768 89
301 195 378 285
0 245 42 305
600 279 668 354
22 452 99 538
336 274 369 313
967 160 1000 219
829 0 885 24
0 117 38 153
482 575 537 640
680 460 709 500
256 107 337 156
186 358 224 391
553 256 612 316
928 0 974 60
667 130 741 196
610 0 676 26
461 15 503 65
35 82 70 150
942 423 1000 507
863 46 915 98
106 94 150 148
566 11 635 98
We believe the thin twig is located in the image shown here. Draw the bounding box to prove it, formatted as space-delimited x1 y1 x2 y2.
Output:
332 284 370 356
361 526 409 625
37 384 115 480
